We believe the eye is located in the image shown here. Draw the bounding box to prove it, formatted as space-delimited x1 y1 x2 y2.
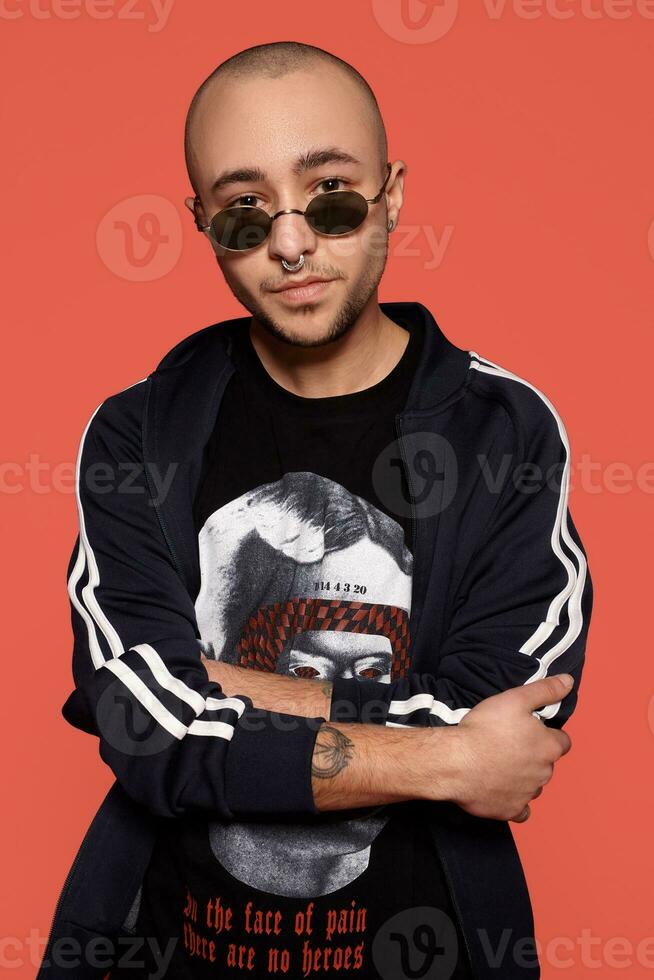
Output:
358 666 384 679
315 177 348 195
227 193 264 209
291 665 321 679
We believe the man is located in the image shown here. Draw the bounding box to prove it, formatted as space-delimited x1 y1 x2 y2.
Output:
39 41 593 980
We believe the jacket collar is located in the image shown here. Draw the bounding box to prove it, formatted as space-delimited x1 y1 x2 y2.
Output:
144 301 471 596
382 301 471 412
152 300 471 414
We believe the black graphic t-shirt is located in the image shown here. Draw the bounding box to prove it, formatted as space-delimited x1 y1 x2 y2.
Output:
125 311 474 979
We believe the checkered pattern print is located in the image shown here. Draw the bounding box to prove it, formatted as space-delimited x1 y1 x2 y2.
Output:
236 597 411 679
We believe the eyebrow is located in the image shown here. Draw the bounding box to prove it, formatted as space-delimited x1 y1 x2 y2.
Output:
209 146 362 194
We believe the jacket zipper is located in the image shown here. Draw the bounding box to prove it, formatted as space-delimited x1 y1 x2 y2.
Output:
39 816 97 971
394 414 416 556
395 414 475 976
434 832 477 977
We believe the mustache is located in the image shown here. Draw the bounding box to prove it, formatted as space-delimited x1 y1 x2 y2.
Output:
262 265 345 292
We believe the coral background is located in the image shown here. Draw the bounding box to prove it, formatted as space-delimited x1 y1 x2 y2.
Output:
2 1 651 976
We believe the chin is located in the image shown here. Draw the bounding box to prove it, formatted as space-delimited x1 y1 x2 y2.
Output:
260 304 354 349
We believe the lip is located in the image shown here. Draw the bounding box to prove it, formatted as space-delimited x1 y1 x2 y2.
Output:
271 278 336 303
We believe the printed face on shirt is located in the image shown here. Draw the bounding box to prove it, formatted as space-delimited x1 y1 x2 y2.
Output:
279 629 392 684
195 471 412 676
183 60 405 348
195 471 412 897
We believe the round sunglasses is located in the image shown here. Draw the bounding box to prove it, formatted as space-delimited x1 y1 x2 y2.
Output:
194 162 392 252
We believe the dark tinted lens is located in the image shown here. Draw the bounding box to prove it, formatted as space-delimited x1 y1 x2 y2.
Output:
305 191 368 236
211 207 271 250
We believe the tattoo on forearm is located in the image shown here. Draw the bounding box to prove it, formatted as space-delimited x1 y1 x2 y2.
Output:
311 725 354 779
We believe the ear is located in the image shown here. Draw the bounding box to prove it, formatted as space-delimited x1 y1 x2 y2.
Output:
385 160 407 233
184 195 206 232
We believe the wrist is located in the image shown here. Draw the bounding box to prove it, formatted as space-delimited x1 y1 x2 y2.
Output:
414 725 465 804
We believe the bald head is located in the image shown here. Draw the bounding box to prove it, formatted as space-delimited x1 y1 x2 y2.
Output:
184 42 388 196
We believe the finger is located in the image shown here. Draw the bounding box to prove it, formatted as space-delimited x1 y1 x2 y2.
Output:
551 729 572 757
522 674 575 711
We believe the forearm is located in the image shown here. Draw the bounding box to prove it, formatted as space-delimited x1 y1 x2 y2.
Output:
309 721 460 811
202 656 333 720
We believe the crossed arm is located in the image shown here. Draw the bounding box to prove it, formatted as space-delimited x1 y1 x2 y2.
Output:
65 382 590 825
200 657 575 822
200 656 460 808
201 657 333 719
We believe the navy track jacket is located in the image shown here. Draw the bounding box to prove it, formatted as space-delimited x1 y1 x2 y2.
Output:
38 302 593 979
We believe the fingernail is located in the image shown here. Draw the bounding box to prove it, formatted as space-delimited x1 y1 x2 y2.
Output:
559 674 574 687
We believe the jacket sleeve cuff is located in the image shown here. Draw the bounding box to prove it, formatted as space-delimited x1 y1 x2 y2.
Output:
329 677 392 725
224 708 325 817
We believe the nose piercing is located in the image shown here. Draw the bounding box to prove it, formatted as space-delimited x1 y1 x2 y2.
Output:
281 255 305 272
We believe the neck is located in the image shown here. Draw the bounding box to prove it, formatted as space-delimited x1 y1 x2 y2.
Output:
248 296 409 399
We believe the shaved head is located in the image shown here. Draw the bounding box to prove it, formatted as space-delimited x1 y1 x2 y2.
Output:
180 40 406 355
184 41 388 195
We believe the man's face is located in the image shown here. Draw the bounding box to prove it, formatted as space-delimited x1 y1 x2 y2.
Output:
280 630 393 684
186 66 401 347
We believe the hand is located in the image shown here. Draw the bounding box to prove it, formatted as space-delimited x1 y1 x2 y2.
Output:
442 674 574 823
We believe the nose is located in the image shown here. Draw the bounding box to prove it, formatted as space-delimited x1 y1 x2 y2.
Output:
267 209 317 267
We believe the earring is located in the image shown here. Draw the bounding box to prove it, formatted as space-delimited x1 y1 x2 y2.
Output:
387 219 395 232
